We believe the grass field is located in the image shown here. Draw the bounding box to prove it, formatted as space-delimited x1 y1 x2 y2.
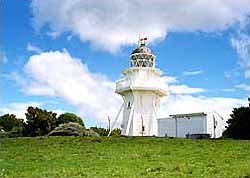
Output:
1 136 250 178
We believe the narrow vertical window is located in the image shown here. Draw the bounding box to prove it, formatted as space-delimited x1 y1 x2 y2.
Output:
127 101 131 109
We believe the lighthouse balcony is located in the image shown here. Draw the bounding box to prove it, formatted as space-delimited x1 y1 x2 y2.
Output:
116 78 166 96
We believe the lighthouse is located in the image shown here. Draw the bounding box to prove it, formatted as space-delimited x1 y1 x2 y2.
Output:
114 38 167 136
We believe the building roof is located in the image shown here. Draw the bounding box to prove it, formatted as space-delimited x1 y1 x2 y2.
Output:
131 45 154 55
170 112 207 118
158 112 207 120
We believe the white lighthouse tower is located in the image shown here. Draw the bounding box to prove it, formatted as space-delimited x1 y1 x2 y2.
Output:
113 38 167 136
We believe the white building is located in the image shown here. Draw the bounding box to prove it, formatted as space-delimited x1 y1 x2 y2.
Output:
158 112 227 138
109 40 226 138
112 38 167 136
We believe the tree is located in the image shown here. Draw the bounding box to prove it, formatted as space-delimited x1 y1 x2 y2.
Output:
57 113 84 127
25 106 57 136
223 98 250 139
0 114 25 133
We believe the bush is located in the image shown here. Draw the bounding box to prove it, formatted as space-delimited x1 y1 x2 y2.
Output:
110 128 121 136
57 113 84 127
8 126 25 138
90 127 109 136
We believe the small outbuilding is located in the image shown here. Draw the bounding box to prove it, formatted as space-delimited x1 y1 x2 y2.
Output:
158 112 226 138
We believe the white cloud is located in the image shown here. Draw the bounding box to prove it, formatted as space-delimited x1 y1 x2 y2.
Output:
67 35 73 41
235 83 250 91
10 50 247 125
231 35 250 78
169 85 205 94
46 31 60 39
22 50 122 122
183 70 203 76
0 102 67 121
231 16 250 78
4 72 55 96
27 43 42 53
161 76 178 84
31 0 250 52
158 95 247 119
0 102 42 119
220 88 236 92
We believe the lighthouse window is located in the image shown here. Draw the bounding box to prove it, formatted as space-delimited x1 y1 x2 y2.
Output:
127 101 131 109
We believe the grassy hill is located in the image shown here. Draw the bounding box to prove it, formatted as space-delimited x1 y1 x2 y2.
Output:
1 136 250 178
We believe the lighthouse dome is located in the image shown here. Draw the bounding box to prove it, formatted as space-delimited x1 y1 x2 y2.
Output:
131 45 154 55
130 39 155 68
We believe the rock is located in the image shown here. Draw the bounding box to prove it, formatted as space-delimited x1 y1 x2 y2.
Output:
48 122 85 136
84 129 99 137
0 128 5 133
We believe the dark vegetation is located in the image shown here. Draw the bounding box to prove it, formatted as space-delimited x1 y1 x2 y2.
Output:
0 114 26 137
222 98 250 139
0 106 121 138
25 106 57 136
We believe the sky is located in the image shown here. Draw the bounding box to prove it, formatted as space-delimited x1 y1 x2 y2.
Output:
1 0 250 127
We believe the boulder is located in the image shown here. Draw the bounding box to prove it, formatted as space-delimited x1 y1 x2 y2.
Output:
84 129 99 137
48 122 85 136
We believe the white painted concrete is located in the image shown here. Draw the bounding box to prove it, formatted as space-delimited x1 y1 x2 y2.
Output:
158 113 226 138
116 42 166 136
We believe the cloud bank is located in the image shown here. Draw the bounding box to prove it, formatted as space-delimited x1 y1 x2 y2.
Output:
158 95 246 120
22 50 122 123
31 0 250 52
8 50 246 125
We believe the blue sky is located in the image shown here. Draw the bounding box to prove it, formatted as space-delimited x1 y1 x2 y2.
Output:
1 0 250 127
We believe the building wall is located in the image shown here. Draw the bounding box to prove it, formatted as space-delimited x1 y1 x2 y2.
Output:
121 91 160 136
158 114 226 138
158 118 176 137
206 114 226 138
119 68 164 136
158 115 207 138
177 116 206 137
121 92 134 135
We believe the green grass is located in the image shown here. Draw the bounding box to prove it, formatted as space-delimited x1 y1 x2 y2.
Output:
1 136 250 178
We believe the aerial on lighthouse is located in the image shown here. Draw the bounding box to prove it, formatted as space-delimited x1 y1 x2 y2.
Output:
111 38 167 136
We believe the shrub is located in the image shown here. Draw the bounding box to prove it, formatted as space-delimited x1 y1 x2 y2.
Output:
57 113 85 127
